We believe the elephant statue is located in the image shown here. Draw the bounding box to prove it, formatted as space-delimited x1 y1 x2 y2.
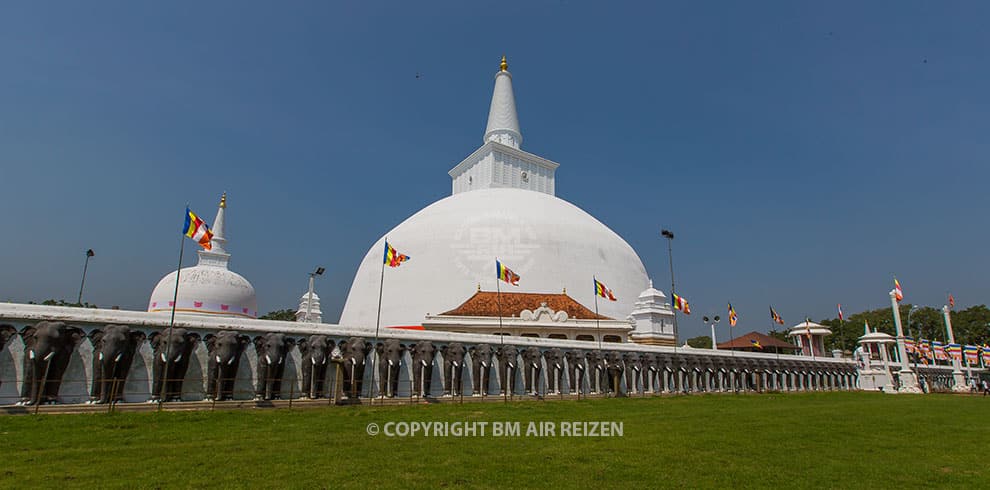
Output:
339 337 372 399
522 346 542 396
586 350 607 394
564 350 585 394
18 321 86 405
205 331 250 401
87 325 146 404
0 324 15 347
469 344 494 396
642 353 659 393
149 328 201 402
496 345 519 396
376 339 405 398
605 351 624 395
441 342 466 397
543 348 565 395
623 352 642 394
0 324 15 391
298 335 333 399
253 333 295 400
409 340 436 398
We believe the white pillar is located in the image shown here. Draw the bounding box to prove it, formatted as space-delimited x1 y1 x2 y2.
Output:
943 305 969 392
711 324 718 351
890 291 922 393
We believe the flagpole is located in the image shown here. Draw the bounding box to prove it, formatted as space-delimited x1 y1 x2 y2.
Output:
372 240 388 402
770 313 779 363
593 277 602 354
496 261 504 345
495 259 505 403
160 212 187 409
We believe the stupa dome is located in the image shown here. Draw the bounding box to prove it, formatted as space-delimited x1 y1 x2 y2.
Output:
148 194 258 318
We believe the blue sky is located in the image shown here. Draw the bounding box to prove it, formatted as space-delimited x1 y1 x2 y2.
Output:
2 2 988 340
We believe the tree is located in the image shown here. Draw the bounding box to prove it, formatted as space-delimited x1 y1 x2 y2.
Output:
33 299 97 308
259 309 297 321
686 335 712 349
820 303 990 352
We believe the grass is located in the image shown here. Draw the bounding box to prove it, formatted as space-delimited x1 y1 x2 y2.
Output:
1 392 988 489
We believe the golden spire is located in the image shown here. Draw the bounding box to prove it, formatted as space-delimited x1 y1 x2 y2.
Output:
500 55 508 72
219 192 227 209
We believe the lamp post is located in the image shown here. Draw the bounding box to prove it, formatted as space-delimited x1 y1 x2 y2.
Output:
305 266 325 322
77 249 95 305
661 229 677 348
703 316 721 350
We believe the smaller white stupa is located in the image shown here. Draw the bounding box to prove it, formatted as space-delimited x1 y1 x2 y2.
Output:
148 193 258 318
296 291 322 323
629 280 676 346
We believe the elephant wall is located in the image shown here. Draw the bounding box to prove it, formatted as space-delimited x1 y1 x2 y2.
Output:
0 304 891 406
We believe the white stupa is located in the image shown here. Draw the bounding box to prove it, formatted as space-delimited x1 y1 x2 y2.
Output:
339 57 650 329
148 193 258 318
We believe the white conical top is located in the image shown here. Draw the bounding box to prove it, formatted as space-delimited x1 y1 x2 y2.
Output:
484 56 522 149
197 193 230 267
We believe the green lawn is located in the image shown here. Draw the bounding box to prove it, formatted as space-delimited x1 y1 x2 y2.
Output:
1 392 987 488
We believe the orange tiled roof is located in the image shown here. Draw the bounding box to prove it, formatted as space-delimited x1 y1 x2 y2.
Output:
716 331 800 350
440 291 612 320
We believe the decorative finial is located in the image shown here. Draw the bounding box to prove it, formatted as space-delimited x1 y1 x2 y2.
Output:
477 283 481 292
219 192 227 209
562 287 567 294
500 55 508 72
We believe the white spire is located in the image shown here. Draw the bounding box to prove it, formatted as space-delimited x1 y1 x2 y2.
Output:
484 55 522 149
296 291 322 323
197 192 231 268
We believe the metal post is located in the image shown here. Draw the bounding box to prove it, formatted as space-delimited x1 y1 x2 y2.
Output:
662 229 678 350
77 249 94 305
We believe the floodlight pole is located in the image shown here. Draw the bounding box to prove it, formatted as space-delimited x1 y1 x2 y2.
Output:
77 249 95 305
661 229 677 350
306 267 325 323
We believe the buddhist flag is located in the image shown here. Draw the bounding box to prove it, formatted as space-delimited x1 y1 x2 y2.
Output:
770 306 784 325
184 208 213 250
837 304 844 321
904 337 917 354
496 260 519 286
981 345 990 366
946 343 963 362
594 278 617 301
933 341 947 361
964 345 980 364
384 241 410 267
894 278 904 302
948 294 955 309
750 339 763 350
672 293 690 315
728 303 737 327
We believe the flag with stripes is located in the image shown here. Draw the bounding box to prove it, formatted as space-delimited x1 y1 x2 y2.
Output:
946 343 963 362
728 303 737 327
672 293 690 315
894 278 904 302
496 260 519 286
384 241 410 267
964 345 980 364
183 207 213 250
770 306 784 325
594 278 617 301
